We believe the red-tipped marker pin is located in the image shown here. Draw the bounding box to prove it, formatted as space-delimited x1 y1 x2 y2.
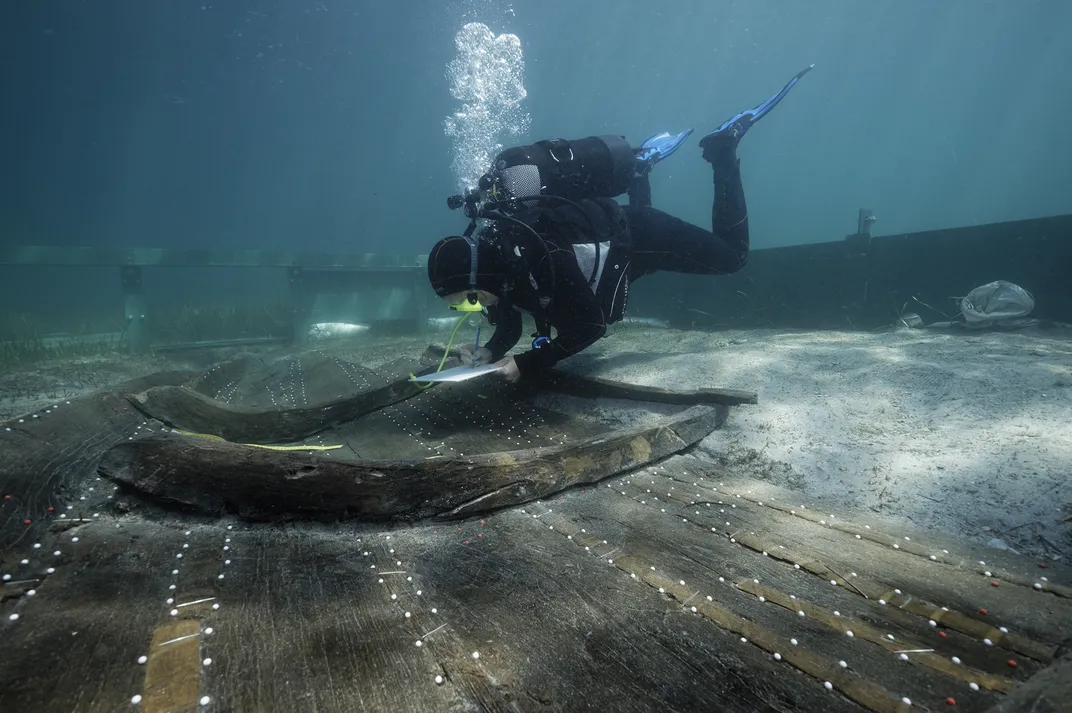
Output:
979 608 988 615
23 519 31 525
47 506 54 512
939 631 948 638
3 495 10 500
1039 562 1047 568
991 580 999 587
1007 659 1018 668
945 697 957 706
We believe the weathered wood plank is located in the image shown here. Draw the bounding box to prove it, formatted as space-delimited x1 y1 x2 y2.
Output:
328 377 606 460
542 370 760 406
378 512 865 712
982 653 1072 713
197 526 478 712
421 343 760 405
0 370 194 551
650 459 1072 649
660 456 1071 595
98 405 728 521
0 519 189 712
537 478 1009 711
126 371 429 444
609 470 1042 685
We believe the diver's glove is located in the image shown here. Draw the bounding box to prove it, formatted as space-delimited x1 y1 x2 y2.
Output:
459 346 494 366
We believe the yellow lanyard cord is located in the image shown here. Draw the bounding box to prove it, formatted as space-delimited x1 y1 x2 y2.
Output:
411 312 473 388
174 430 342 451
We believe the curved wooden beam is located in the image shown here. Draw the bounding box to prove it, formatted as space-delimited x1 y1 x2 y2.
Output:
126 374 427 444
541 371 758 406
99 404 727 521
421 344 759 406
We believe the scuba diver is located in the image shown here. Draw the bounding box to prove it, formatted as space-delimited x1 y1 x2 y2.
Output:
427 65 814 383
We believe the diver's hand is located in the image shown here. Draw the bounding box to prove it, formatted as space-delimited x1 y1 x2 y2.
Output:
494 356 521 383
459 346 494 365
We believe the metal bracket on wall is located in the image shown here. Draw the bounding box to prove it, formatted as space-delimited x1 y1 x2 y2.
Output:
844 209 876 254
120 264 149 355
288 266 317 346
841 209 876 328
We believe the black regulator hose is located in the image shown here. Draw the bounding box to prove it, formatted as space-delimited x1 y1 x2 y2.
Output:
481 210 558 313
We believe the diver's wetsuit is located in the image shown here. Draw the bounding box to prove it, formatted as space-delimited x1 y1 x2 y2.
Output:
626 152 748 279
484 149 748 377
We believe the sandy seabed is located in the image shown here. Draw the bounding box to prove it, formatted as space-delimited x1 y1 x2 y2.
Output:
562 325 1072 560
2 324 1069 559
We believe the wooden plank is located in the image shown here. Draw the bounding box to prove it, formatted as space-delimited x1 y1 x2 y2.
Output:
539 478 1009 711
606 470 1041 684
197 526 472 712
593 457 1072 711
97 405 727 521
375 512 865 712
128 371 428 444
0 519 190 712
649 459 1072 648
0 370 194 551
421 343 759 405
542 370 760 406
7 440 1064 712
186 351 392 409
982 654 1072 713
329 377 607 460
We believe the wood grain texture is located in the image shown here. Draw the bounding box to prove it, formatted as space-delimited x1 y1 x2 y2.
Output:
421 343 760 406
0 520 190 712
541 370 760 406
98 405 727 521
369 512 866 713
981 653 1072 713
127 374 428 444
9 352 1071 713
0 370 194 551
5 451 1071 712
198 526 485 713
649 459 1072 652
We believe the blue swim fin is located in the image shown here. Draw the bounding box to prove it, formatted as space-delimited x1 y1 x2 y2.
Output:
701 64 814 154
635 129 694 174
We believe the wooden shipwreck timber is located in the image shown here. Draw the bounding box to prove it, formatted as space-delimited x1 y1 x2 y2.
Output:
0 346 1069 713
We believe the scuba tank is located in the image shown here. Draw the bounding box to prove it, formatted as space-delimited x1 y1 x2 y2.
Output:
481 135 636 203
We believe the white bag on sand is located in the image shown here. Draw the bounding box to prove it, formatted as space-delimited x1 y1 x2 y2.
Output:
960 280 1035 328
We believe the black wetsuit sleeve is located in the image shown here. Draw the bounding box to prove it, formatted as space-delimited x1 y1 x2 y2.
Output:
512 245 607 377
483 305 522 361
